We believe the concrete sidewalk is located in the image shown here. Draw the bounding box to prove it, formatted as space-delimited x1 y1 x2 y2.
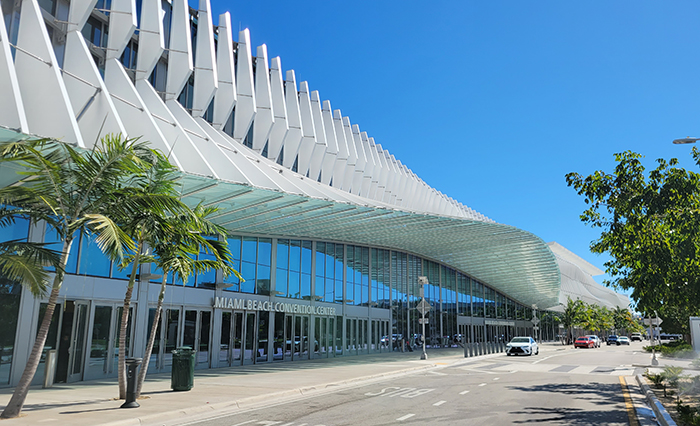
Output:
0 342 658 426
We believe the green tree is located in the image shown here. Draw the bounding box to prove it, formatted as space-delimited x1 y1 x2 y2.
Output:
135 204 240 397
111 151 187 398
561 297 586 344
566 150 700 335
0 207 62 295
0 136 160 419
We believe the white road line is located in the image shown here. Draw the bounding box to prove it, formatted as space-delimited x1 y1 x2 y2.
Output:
493 377 500 381
478 383 486 387
433 401 447 406
397 414 415 421
459 390 470 395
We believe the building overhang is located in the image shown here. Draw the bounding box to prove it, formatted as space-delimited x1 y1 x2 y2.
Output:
0 127 561 309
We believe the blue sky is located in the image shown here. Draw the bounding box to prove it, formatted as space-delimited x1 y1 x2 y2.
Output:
203 1 700 295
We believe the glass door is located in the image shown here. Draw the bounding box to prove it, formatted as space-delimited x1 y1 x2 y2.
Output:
67 301 89 383
85 305 112 380
243 312 256 365
198 311 212 368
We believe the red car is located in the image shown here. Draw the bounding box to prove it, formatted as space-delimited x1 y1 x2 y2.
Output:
574 336 595 348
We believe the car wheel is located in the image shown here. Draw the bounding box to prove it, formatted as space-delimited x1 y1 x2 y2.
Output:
535 348 539 355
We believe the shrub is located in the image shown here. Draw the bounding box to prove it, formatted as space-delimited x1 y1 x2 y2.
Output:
644 342 695 358
646 371 665 388
676 400 700 426
663 366 686 388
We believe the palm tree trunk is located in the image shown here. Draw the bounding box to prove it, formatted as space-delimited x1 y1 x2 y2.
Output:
118 247 142 399
1 240 71 419
135 277 166 398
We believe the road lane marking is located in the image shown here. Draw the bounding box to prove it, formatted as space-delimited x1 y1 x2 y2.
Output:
478 383 486 387
493 377 500 381
433 401 447 406
620 376 640 426
459 390 470 395
397 414 415 421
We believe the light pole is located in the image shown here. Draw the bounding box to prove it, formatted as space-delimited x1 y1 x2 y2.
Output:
417 276 430 360
673 136 700 145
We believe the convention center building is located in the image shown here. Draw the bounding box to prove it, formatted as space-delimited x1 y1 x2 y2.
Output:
0 0 629 386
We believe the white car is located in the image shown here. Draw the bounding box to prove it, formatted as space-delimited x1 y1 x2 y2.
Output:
586 335 601 348
506 336 538 356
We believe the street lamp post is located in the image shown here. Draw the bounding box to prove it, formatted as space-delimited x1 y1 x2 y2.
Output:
673 136 700 145
417 276 430 360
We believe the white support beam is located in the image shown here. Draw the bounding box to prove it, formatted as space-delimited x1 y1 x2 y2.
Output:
15 0 82 146
135 0 164 81
192 0 217 118
106 0 137 60
233 29 255 141
281 70 303 169
307 90 327 182
320 100 338 186
331 109 348 189
165 0 193 101
251 45 273 152
296 81 317 177
0 10 28 132
212 12 236 130
266 56 288 161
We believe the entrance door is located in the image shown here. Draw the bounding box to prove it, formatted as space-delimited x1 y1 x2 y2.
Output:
184 310 212 369
242 312 256 365
55 301 90 383
219 311 244 366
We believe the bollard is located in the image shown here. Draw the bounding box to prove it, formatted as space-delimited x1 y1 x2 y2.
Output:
43 349 57 389
490 341 495 354
478 342 483 356
121 357 143 408
469 343 474 357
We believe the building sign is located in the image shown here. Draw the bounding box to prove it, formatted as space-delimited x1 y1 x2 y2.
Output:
485 319 515 326
213 297 337 316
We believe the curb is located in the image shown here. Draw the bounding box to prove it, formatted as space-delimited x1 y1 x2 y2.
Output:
636 374 677 426
100 363 437 426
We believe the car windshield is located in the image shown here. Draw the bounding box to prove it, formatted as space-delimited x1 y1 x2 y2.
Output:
510 337 530 343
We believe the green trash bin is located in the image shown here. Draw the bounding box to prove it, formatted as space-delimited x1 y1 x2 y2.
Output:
171 346 195 391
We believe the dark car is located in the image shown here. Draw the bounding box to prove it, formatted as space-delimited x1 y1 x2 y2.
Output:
606 335 618 345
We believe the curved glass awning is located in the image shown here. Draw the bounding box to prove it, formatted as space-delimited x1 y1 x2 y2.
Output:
178 173 561 309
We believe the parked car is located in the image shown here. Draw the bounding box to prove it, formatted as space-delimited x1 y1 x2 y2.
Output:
575 336 596 348
630 332 643 342
586 335 601 348
617 336 631 345
506 336 538 356
606 335 618 345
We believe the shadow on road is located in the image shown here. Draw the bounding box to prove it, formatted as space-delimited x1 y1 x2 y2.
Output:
507 382 624 424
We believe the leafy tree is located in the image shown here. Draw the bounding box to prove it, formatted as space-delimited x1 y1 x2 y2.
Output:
561 297 586 344
566 150 700 335
135 204 240 397
0 136 160 419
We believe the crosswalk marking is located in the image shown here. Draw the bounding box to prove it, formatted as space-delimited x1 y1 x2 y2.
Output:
461 362 638 377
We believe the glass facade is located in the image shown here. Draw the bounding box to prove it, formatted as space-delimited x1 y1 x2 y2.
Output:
0 217 548 385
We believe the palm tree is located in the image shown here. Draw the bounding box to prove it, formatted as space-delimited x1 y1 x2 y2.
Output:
560 297 586 344
135 204 240 397
0 136 162 419
0 208 62 296
111 152 188 398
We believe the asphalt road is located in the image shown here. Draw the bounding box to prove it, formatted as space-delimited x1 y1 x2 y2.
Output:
170 343 651 426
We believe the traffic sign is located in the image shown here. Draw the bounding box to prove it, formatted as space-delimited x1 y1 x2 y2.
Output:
416 299 432 315
643 318 663 326
531 317 540 326
418 318 429 324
